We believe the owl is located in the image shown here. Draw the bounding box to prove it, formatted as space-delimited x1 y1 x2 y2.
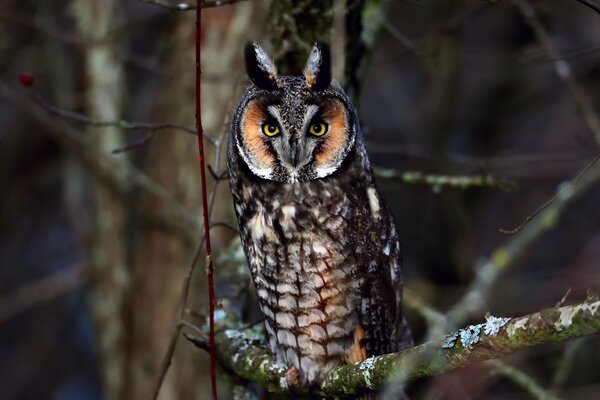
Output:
227 42 412 390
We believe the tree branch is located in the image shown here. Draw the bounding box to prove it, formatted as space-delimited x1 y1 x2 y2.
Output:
202 299 600 397
575 0 600 14
444 153 600 330
512 0 600 146
373 167 517 191
487 359 562 400
0 80 201 243
138 0 248 11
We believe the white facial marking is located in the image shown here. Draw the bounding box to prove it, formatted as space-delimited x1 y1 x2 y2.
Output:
302 105 320 132
267 105 284 125
236 138 272 179
315 135 355 178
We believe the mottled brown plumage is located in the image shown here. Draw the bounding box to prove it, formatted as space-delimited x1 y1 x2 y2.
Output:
228 42 412 388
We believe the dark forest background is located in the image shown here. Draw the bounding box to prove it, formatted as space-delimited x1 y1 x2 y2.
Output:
1 0 599 399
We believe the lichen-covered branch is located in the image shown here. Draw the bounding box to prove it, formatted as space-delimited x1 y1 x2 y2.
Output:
201 299 600 397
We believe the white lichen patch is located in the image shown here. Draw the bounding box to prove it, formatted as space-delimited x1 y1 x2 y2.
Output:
214 309 226 321
359 356 376 389
483 315 512 336
506 317 528 337
441 331 459 349
279 376 288 390
555 301 600 330
459 323 484 349
269 362 288 374
225 329 245 340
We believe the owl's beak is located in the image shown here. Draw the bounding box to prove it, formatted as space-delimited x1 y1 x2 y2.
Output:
289 140 300 167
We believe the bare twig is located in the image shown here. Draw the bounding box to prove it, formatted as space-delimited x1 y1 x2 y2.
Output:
0 80 201 242
138 0 248 11
512 0 600 145
32 91 216 143
111 131 154 154
575 0 600 14
445 152 600 330
500 154 600 234
0 266 84 324
183 331 210 351
403 289 447 329
551 338 584 389
210 221 239 233
195 3 218 398
487 359 563 400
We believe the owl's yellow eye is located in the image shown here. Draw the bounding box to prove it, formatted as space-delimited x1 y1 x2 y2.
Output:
261 123 280 137
309 122 328 136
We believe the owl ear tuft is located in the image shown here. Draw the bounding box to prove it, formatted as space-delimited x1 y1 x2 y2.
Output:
244 42 278 90
303 43 331 91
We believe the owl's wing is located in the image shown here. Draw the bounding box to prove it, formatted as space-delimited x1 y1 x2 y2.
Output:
351 203 412 362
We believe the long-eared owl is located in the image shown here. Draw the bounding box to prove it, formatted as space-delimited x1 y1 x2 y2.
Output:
228 42 412 388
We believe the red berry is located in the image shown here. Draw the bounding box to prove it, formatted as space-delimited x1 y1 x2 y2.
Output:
19 73 34 87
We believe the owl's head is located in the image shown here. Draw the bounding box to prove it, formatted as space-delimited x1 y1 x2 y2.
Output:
231 42 359 183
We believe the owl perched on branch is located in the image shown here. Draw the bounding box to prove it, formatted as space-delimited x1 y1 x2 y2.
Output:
227 42 412 388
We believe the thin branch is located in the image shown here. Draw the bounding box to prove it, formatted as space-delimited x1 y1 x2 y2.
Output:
32 91 216 144
402 286 559 400
111 131 154 154
205 299 600 397
445 152 600 330
403 289 447 328
138 0 248 11
374 167 517 191
183 331 210 351
194 3 218 399
575 0 600 14
512 0 600 145
487 360 562 400
210 221 239 233
500 154 600 234
1 80 201 243
0 266 84 324
149 43 237 400
551 338 584 389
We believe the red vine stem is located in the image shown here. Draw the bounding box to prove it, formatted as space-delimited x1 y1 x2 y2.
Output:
195 3 218 399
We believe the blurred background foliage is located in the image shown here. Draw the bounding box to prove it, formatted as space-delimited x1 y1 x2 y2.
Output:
0 0 599 399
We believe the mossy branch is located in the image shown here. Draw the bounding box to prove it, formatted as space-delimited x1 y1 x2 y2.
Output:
373 167 517 191
187 299 600 398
